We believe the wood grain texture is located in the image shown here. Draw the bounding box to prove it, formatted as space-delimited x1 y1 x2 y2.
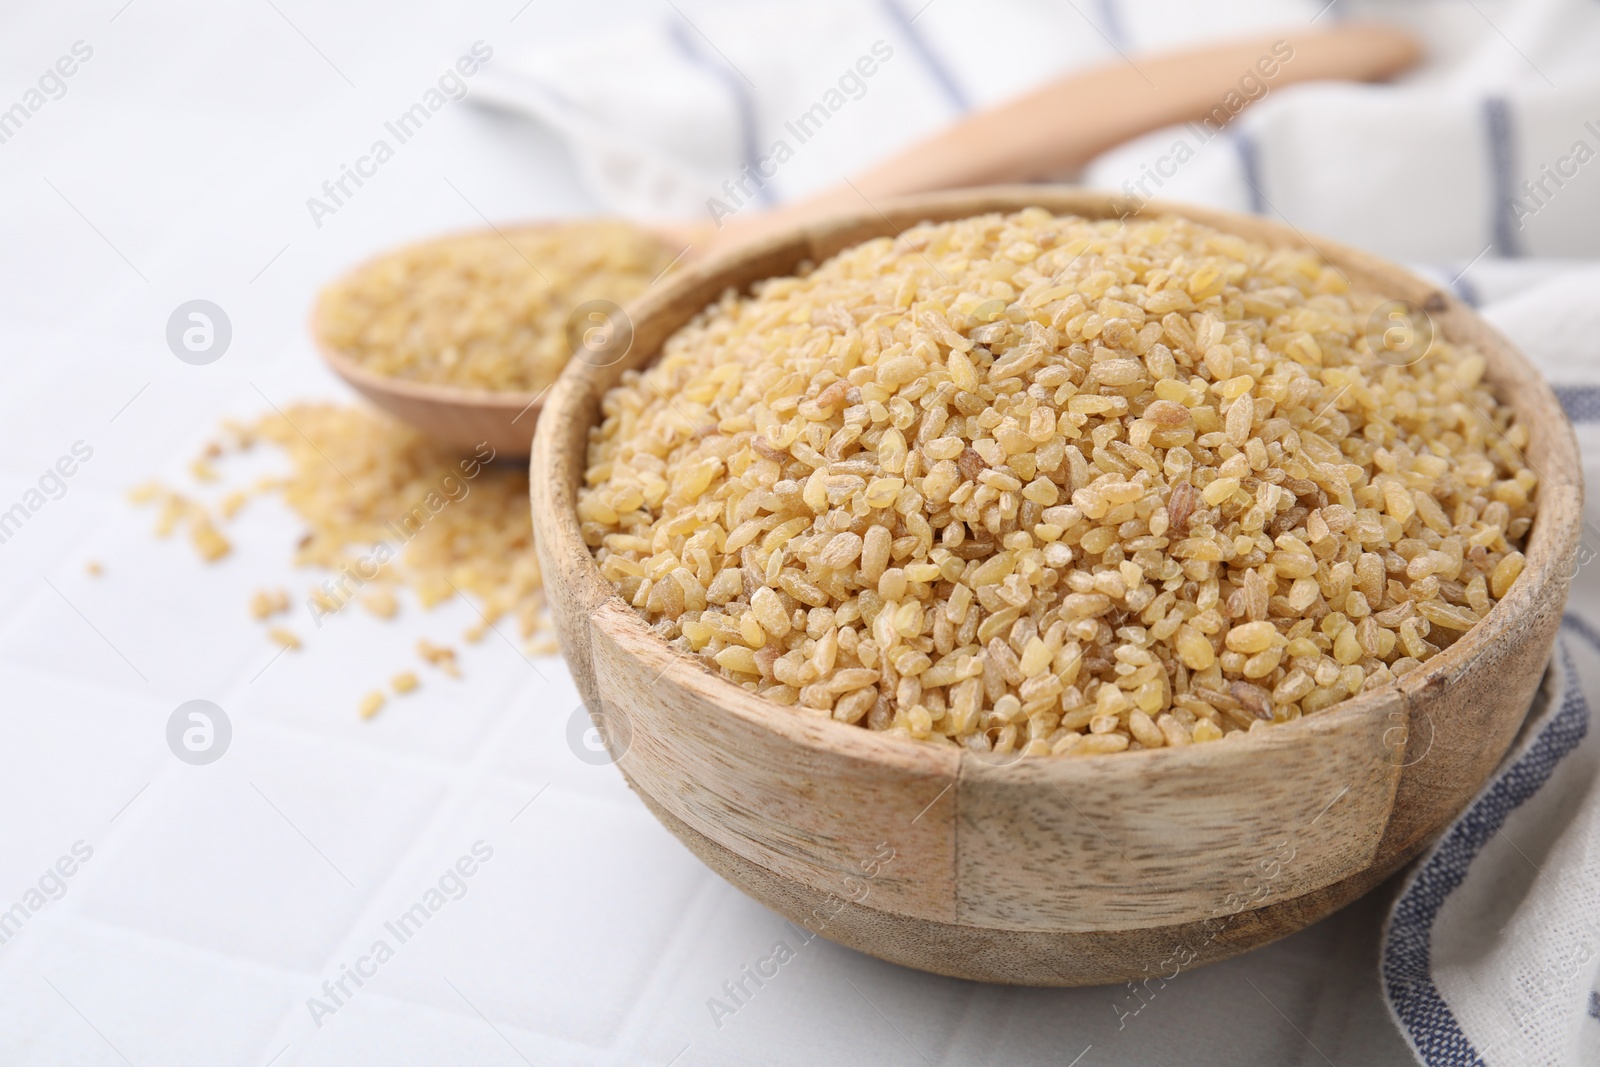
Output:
319 348 540 457
529 187 1582 985
592 600 960 922
953 688 1401 932
636 777 1453 986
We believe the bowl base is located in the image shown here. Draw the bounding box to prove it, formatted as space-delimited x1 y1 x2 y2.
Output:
635 786 1427 986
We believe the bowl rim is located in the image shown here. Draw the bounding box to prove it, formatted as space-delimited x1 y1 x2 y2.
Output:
530 185 1582 778
316 333 539 412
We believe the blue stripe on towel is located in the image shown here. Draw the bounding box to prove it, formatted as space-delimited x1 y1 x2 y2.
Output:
1382 632 1591 1064
666 20 774 207
878 0 970 113
1412 264 1481 309
1234 130 1266 215
1555 385 1600 423
1095 0 1131 52
1562 613 1600 655
1450 271 1482 308
1483 97 1525 258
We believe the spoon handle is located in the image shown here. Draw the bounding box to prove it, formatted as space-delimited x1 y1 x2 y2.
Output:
851 23 1418 196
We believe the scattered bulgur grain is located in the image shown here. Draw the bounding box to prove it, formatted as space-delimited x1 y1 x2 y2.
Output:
268 627 301 650
417 639 462 678
155 493 189 537
392 671 419 694
248 405 547 642
85 560 102 576
317 221 678 393
133 483 241 563
132 404 555 723
582 209 1537 757
361 588 399 619
127 481 163 505
251 589 291 620
359 690 386 719
219 421 255 451
189 517 231 561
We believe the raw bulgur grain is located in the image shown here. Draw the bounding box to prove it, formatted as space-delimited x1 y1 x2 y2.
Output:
361 588 399 619
317 221 678 393
250 588 290 620
247 405 549 644
134 406 550 646
268 627 302 650
581 210 1537 757
189 516 231 561
133 404 553 715
417 639 462 677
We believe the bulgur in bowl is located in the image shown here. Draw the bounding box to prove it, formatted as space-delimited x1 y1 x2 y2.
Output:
314 220 679 456
530 188 1581 985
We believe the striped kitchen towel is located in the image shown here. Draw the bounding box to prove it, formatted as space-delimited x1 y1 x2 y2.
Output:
1382 625 1600 1066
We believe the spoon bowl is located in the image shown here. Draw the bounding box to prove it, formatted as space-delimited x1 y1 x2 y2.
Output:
311 218 683 455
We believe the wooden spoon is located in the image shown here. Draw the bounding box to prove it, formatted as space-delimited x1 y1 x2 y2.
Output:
318 23 1421 457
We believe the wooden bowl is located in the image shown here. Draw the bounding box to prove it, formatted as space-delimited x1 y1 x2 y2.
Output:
529 187 1582 985
317 340 544 458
